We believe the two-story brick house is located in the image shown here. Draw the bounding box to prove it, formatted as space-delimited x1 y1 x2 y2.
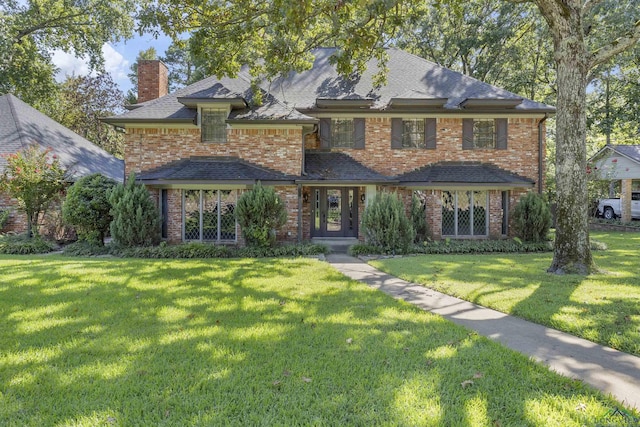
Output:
105 48 554 245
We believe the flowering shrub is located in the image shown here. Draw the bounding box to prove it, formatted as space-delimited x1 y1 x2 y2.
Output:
0 146 66 237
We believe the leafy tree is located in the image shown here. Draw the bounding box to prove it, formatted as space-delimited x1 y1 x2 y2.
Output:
396 0 555 103
0 146 66 238
0 0 136 108
109 173 161 247
63 173 118 245
161 41 206 91
141 0 640 274
125 47 158 104
47 74 126 157
235 182 287 248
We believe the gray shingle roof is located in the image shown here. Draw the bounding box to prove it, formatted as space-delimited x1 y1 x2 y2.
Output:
0 94 124 182
302 151 392 183
137 156 295 184
608 145 640 164
397 162 535 187
105 48 554 125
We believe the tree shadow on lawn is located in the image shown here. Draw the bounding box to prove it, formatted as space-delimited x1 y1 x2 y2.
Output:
0 257 627 425
386 253 640 357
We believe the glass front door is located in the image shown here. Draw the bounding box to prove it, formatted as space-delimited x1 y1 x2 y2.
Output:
311 187 358 238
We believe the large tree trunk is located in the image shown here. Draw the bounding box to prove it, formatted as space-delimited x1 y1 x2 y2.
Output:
543 1 593 274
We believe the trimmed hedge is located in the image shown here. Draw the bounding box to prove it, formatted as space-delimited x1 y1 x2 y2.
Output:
349 239 553 256
61 241 329 259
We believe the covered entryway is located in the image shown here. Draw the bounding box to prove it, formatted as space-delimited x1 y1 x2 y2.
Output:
310 187 359 238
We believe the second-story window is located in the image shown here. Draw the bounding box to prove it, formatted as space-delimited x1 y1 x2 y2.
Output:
391 118 437 149
462 118 508 150
331 119 355 148
318 118 365 149
201 108 227 143
402 119 426 148
473 119 496 148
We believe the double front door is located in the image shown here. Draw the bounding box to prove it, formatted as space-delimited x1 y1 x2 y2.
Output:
311 187 359 238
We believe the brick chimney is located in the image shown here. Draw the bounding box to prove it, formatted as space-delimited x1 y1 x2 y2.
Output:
137 60 169 103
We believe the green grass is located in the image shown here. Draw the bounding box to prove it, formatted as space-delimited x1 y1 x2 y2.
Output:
371 231 640 357
0 256 634 426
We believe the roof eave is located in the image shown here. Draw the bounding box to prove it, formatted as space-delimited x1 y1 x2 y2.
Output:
226 118 318 125
139 178 297 186
101 117 196 126
399 181 535 189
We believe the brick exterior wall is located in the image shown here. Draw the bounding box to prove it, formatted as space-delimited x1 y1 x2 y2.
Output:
137 60 169 103
128 115 544 244
125 127 303 177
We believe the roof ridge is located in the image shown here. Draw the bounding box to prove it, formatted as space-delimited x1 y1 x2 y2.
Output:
5 94 28 150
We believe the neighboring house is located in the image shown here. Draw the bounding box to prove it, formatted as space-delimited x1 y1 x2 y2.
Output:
589 144 640 222
0 93 124 233
104 50 554 245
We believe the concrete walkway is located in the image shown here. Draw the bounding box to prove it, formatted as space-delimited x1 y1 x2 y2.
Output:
326 253 640 410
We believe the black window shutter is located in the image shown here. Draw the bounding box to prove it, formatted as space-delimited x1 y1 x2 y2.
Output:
319 118 331 149
462 118 474 150
354 118 365 149
496 118 508 149
391 118 403 149
425 118 437 149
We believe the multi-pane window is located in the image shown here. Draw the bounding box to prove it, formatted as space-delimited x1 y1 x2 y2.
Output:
183 189 237 241
473 119 496 148
331 119 354 148
201 108 227 143
442 190 488 237
402 119 425 148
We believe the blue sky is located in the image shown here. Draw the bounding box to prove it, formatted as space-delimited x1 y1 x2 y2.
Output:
51 33 173 94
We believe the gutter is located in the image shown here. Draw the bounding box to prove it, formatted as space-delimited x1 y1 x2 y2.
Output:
538 114 548 194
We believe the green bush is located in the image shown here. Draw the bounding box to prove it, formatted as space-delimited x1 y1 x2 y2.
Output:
361 192 415 254
0 233 55 254
62 240 111 257
109 173 161 247
108 242 328 259
63 174 118 244
349 238 553 256
0 209 10 231
235 182 287 248
512 192 552 243
410 194 430 243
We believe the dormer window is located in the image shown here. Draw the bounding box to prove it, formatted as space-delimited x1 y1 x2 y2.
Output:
201 108 227 143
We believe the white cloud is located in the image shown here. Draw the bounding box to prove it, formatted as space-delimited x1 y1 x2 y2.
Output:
51 43 131 91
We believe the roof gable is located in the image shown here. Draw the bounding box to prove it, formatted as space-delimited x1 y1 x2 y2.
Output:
0 94 124 182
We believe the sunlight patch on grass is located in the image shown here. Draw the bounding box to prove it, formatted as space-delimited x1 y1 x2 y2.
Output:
371 231 640 357
0 255 635 425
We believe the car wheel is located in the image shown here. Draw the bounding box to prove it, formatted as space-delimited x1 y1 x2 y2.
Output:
603 207 615 220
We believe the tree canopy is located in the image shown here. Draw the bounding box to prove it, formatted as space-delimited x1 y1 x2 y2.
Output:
0 0 137 107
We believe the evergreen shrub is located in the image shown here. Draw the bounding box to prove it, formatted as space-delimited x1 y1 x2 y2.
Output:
361 192 414 254
512 192 552 242
235 182 287 248
109 174 160 247
63 173 117 244
410 193 430 243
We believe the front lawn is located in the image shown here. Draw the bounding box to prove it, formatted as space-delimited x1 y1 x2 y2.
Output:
0 256 634 426
371 231 640 357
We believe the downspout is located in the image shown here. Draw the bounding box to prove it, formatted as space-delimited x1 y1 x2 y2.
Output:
538 114 548 194
298 125 317 243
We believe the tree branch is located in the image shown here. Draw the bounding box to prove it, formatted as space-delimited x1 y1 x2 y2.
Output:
15 12 87 41
590 19 640 69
